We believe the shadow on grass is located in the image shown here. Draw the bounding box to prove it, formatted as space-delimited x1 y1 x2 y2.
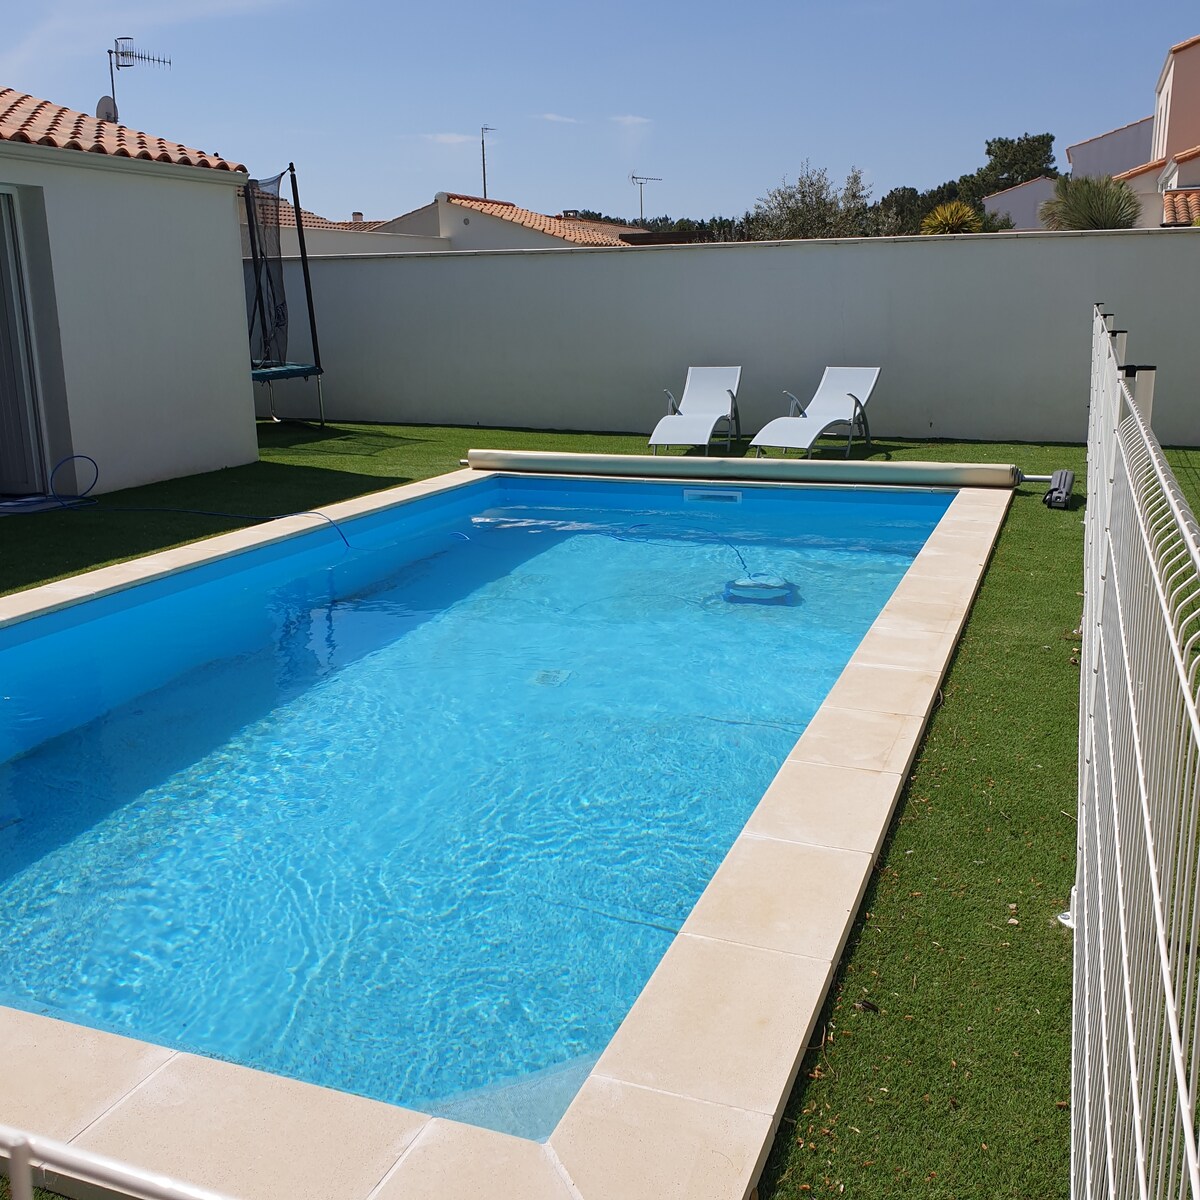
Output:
258 421 434 456
0 462 411 596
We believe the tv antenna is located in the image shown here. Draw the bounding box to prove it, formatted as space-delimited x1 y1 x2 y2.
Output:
101 36 171 123
481 125 496 199
630 173 661 223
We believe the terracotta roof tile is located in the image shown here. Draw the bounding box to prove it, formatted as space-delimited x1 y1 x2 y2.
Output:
1113 157 1167 181
1173 143 1200 164
446 194 632 246
1163 189 1200 225
0 87 244 173
244 192 388 232
1170 34 1200 55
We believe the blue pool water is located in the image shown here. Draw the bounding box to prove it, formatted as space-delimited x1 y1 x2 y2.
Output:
0 476 952 1138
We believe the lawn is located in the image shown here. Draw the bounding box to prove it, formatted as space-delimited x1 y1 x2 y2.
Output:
2 422 1179 1199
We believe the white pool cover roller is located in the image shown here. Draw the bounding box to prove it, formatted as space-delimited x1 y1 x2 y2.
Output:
466 450 1021 488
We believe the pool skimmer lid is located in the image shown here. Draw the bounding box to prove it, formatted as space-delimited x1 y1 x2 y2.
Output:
722 574 799 606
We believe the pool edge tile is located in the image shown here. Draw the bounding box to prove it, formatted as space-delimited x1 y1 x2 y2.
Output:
0 469 491 630
743 760 906 855
550 1077 772 1200
0 1007 175 1144
680 837 874 961
370 1119 572 1200
69 1053 430 1200
591 934 833 1116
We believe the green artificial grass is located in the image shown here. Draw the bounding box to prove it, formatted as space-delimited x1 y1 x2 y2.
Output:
6 422 1176 1199
759 442 1085 1199
0 1177 58 1200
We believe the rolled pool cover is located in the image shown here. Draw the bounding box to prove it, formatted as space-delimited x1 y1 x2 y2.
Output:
465 450 1021 489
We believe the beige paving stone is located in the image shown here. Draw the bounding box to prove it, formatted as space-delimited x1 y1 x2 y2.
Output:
789 705 926 775
823 662 942 718
909 544 989 579
372 1119 570 1200
552 1076 773 1200
874 592 964 634
593 934 831 1114
852 620 958 672
743 759 905 854
0 1007 173 1141
890 570 979 608
681 837 872 960
0 471 491 631
72 1053 429 1200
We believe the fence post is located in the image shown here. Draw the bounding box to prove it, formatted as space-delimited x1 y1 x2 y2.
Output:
10 1136 33 1200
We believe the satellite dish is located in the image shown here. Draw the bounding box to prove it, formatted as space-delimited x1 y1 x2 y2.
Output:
96 95 117 122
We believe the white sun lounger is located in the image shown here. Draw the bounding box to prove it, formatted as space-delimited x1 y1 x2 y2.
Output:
648 366 742 455
751 366 881 458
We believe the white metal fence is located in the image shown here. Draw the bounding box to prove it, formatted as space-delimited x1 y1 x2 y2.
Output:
0 1123 235 1200
1074 304 1200 1199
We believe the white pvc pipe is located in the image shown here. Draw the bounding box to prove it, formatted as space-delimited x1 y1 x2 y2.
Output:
0 1123 235 1200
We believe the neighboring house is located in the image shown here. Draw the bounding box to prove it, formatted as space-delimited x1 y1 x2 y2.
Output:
0 87 258 496
240 192 448 255
981 176 1057 230
383 193 642 250
1066 116 1154 177
983 35 1200 230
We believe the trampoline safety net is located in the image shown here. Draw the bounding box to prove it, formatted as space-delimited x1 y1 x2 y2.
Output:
242 172 289 368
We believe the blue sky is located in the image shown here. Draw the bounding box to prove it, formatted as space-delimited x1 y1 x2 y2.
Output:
3 1 1197 225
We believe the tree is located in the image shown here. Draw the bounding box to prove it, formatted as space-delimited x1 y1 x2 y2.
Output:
920 200 984 234
745 162 891 240
877 133 1058 234
960 133 1058 209
1038 175 1141 230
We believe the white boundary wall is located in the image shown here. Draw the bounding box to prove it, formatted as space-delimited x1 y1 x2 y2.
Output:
273 229 1200 447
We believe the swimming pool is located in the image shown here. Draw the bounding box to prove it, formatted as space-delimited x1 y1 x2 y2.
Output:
0 474 953 1140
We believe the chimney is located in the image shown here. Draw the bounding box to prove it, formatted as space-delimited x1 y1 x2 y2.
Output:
351 211 364 222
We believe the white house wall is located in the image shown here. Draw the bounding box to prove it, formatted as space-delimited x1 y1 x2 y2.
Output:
1123 172 1164 227
983 177 1056 229
276 227 448 255
1067 118 1154 177
271 229 1200 446
436 198 570 250
0 145 257 494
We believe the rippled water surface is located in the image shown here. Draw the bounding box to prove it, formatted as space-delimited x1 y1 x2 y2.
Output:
0 479 951 1137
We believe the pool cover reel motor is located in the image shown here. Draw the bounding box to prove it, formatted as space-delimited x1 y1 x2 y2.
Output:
1042 469 1075 510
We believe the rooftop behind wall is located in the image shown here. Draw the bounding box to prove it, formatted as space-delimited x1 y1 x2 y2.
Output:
269 230 1200 447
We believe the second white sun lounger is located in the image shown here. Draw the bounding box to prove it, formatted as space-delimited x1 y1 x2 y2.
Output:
648 366 742 455
751 366 881 458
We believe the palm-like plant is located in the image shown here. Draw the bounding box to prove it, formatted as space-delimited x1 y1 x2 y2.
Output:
1039 175 1141 230
920 200 983 235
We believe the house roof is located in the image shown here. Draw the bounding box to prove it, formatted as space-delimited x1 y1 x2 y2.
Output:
1170 34 1200 55
1171 143 1200 165
1162 189 1200 225
982 175 1055 200
444 194 633 246
0 87 244 172
1113 157 1167 181
244 191 388 232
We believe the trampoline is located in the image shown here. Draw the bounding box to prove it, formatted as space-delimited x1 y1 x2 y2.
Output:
243 164 325 425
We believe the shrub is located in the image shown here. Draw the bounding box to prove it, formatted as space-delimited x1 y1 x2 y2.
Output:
1038 174 1141 230
920 200 984 234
